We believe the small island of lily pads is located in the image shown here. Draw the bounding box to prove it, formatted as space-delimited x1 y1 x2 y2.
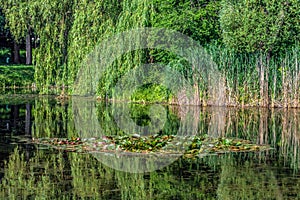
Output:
29 134 272 159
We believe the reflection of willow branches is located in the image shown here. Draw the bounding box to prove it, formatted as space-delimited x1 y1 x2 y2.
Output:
0 147 72 199
32 98 76 138
0 147 222 199
217 153 284 200
69 153 116 199
223 108 261 140
72 97 104 138
113 158 219 200
96 102 181 136
0 147 118 199
280 109 300 171
2 146 300 199
96 102 122 136
33 98 300 173
114 172 147 200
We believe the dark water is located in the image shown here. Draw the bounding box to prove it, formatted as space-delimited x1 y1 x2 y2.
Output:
0 95 300 199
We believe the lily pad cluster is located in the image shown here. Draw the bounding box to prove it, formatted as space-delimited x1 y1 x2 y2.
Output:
184 136 270 158
113 134 175 152
30 134 271 158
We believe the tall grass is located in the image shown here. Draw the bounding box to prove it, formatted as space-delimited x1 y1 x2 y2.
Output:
206 44 300 108
101 43 299 108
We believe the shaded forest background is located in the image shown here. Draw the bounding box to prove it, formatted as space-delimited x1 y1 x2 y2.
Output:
0 0 299 107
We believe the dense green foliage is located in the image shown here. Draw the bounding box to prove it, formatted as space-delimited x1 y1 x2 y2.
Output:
220 0 300 53
0 8 12 42
0 65 34 88
0 9 5 35
0 0 29 41
219 0 300 107
0 0 299 107
152 0 221 43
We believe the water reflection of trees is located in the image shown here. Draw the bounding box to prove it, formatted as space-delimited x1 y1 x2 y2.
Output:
0 147 220 199
8 98 298 198
0 147 200 198
31 99 300 171
2 147 300 199
279 109 300 170
32 98 76 138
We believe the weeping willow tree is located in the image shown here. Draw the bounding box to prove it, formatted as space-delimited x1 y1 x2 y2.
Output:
31 0 75 92
1 0 222 103
2 0 220 91
67 0 121 89
0 0 75 92
37 0 154 96
0 0 33 64
0 0 29 41
96 0 222 103
96 0 153 99
2 0 299 107
149 0 222 105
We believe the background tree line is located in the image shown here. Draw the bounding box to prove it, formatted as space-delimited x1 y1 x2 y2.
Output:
0 0 299 107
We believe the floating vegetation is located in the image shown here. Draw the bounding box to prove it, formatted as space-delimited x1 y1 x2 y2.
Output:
29 134 272 158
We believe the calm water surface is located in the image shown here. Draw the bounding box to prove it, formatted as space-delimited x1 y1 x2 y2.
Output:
0 95 300 199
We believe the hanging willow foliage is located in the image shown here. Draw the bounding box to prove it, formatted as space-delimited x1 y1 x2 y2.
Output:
97 0 153 99
31 0 74 93
1 0 222 99
67 0 121 89
0 0 29 41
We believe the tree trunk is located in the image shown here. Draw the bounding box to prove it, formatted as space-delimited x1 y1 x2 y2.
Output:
13 41 20 64
26 29 32 65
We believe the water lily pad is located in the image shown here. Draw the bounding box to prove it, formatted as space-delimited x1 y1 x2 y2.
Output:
26 134 272 159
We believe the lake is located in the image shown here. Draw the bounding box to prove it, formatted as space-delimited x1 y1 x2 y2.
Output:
0 95 300 199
